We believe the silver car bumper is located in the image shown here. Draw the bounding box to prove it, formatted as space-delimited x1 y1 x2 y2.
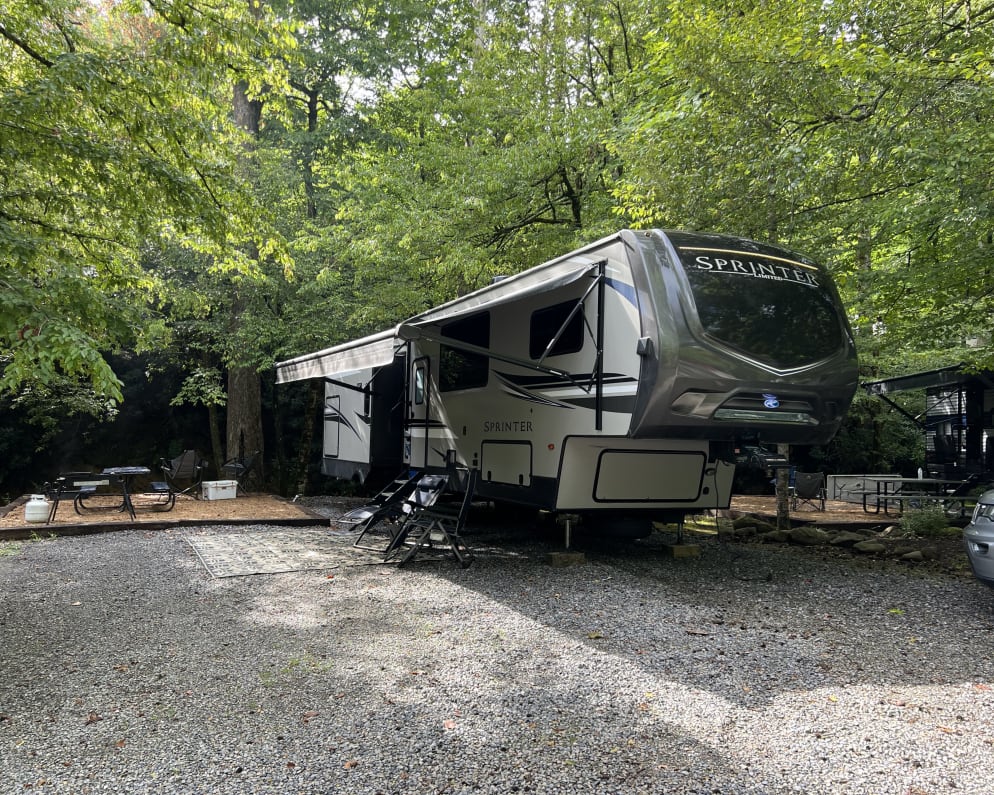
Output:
964 522 994 588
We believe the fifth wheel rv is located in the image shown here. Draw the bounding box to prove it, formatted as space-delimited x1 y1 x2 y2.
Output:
276 229 858 533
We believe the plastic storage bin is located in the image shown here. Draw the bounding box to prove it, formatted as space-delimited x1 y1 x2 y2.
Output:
202 480 238 500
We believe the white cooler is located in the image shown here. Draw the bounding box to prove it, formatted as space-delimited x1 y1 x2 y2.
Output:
202 480 238 500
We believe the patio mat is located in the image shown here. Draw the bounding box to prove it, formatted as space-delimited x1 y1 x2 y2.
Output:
186 529 379 578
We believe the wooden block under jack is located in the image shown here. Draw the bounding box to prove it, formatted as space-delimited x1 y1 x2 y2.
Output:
546 551 587 567
661 543 701 559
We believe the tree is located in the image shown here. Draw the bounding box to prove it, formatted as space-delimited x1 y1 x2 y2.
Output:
614 0 994 371
0 0 292 403
327 0 648 314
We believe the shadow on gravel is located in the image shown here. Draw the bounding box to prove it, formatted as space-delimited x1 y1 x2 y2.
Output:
413 505 994 710
3 506 994 794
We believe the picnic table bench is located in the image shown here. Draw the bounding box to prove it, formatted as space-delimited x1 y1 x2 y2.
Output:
859 485 975 518
46 468 174 523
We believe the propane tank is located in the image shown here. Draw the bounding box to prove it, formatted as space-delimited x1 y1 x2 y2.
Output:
24 494 50 524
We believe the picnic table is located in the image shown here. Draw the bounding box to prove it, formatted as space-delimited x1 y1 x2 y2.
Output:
860 476 974 517
47 466 174 523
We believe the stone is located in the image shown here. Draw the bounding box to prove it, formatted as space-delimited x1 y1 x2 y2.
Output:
788 527 832 545
735 515 776 533
900 550 925 562
853 541 887 554
829 531 871 547
719 524 756 542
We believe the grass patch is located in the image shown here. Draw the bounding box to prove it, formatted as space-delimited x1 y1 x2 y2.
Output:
0 542 23 558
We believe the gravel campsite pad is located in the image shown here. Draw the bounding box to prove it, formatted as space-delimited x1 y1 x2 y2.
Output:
1 513 993 795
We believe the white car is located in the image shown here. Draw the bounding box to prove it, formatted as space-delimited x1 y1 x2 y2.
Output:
964 489 994 588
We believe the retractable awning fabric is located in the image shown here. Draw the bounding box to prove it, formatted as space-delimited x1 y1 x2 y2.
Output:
399 258 598 337
862 365 973 395
275 256 602 384
275 328 402 384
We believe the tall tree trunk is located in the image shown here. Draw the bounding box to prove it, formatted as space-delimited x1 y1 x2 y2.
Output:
207 403 224 478
294 380 322 496
226 8 265 490
226 364 264 488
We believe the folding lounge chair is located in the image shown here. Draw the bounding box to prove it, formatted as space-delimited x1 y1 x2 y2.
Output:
342 471 422 551
385 469 477 569
159 450 206 497
350 472 446 553
791 471 826 511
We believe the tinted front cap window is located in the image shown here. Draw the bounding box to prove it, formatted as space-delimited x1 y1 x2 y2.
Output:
676 241 844 369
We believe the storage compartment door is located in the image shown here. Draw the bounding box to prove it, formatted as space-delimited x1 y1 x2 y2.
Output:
594 449 705 502
481 441 532 486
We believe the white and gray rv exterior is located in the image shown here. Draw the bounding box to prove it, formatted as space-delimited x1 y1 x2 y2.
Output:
276 229 858 526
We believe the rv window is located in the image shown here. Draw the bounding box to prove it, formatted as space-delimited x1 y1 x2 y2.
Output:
530 300 584 359
414 365 426 405
673 238 845 370
440 312 490 392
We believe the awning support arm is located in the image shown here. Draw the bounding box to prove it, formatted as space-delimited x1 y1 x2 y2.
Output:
595 259 605 431
536 263 605 369
874 392 925 429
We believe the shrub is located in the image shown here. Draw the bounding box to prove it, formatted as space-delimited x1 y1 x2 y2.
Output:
899 505 953 538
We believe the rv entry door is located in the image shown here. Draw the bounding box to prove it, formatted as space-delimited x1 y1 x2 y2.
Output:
408 355 431 470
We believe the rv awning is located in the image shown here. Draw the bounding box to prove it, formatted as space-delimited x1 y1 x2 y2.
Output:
275 257 602 383
862 365 971 395
399 258 600 336
274 328 402 384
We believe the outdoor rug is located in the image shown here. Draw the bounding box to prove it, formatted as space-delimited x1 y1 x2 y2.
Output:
186 528 380 577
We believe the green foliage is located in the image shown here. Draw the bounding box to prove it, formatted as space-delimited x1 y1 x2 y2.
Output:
171 367 226 408
898 505 955 539
325 0 648 315
0 0 294 400
808 390 923 475
614 0 994 369
7 0 994 486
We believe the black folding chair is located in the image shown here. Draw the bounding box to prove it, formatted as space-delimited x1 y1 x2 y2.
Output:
791 471 826 511
221 450 260 493
386 469 477 568
159 450 206 497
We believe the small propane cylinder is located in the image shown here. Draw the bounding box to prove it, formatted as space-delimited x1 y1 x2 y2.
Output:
24 494 50 524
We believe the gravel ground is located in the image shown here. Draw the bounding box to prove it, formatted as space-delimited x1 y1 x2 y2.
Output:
1 503 993 795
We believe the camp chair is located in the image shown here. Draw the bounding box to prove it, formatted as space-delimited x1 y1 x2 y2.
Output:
343 471 422 551
159 450 206 497
221 450 259 493
386 469 477 568
791 471 826 511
